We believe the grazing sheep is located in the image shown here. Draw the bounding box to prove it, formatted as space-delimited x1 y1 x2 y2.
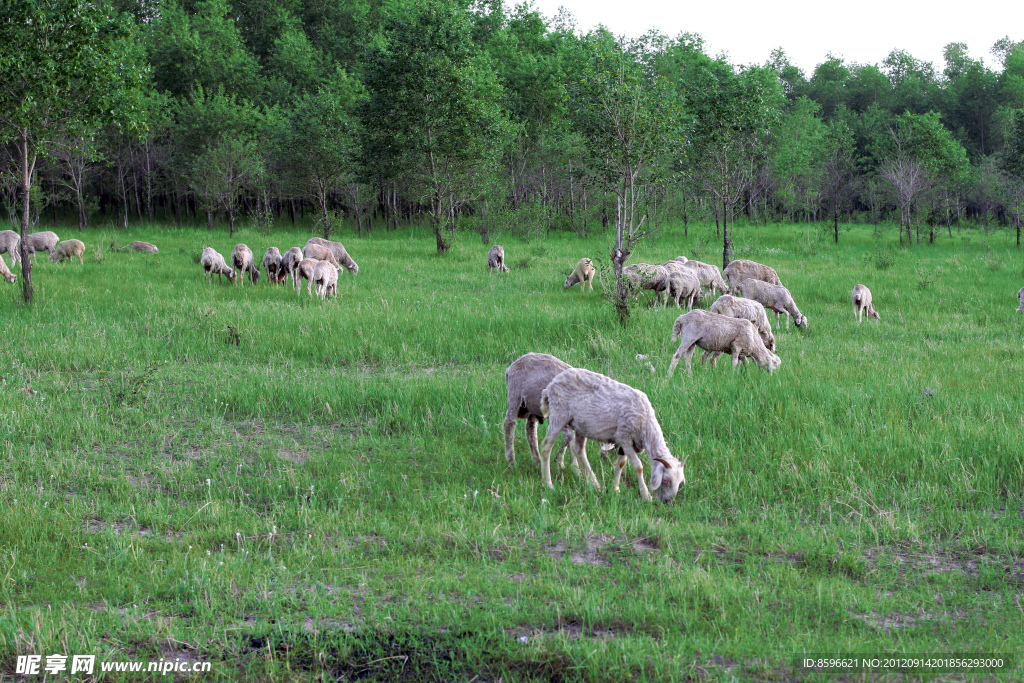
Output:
262 247 283 284
624 264 672 306
563 258 595 291
488 245 509 273
231 244 260 284
313 260 339 299
280 247 304 287
673 256 688 264
296 258 329 296
504 353 575 468
26 231 59 260
305 237 359 275
709 294 775 352
736 279 808 330
200 247 236 284
0 230 20 267
302 243 341 270
852 284 881 323
0 255 14 283
723 259 782 290
663 261 702 309
120 241 158 254
48 239 85 264
1018 287 1024 313
539 368 687 503
668 310 781 377
681 259 730 297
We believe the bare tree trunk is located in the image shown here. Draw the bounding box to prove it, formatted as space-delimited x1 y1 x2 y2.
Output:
18 130 34 303
722 199 733 269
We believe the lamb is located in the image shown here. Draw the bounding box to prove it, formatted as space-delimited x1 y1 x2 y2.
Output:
262 247 283 284
0 255 14 283
296 258 328 296
503 353 575 468
723 259 782 290
280 247 304 287
852 284 881 323
488 245 509 273
313 260 339 299
120 241 158 254
709 294 775 352
48 239 85 264
304 237 359 275
0 230 20 267
681 259 729 297
1018 287 1024 313
302 243 341 269
624 264 672 306
668 309 781 377
539 368 687 503
231 244 260 284
200 247 236 284
563 258 595 291
26 231 59 260
736 279 808 330
662 261 702 309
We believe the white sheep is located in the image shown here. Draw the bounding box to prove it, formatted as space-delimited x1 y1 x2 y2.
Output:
723 259 782 290
1018 287 1024 313
0 254 14 283
262 247 283 283
200 247 236 284
280 247 304 288
503 353 574 467
302 243 341 269
539 368 687 502
488 245 509 273
681 259 730 297
26 231 59 260
563 258 595 291
0 230 21 267
662 261 702 309
852 284 881 323
736 279 808 330
313 260 339 299
296 258 327 296
120 241 158 254
709 294 775 352
668 309 781 377
49 239 85 264
231 244 260 284
624 264 672 306
305 237 359 275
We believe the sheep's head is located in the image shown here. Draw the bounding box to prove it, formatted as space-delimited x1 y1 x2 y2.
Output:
796 314 808 329
765 352 782 373
48 250 59 263
227 269 237 281
650 455 686 503
870 310 881 320
250 268 261 284
3 272 14 284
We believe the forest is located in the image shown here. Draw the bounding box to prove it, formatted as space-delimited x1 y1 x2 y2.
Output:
2 0 1024 259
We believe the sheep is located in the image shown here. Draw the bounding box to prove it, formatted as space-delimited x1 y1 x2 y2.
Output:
503 353 576 468
305 237 359 275
1018 287 1024 313
313 260 339 299
0 230 20 267
488 245 509 273
296 258 329 296
723 259 782 290
736 279 808 330
262 247 283 284
120 241 158 254
302 243 341 269
0 254 14 283
200 247 236 284
231 244 260 284
539 368 687 503
668 309 781 377
852 284 881 323
709 294 775 352
681 259 729 297
563 258 595 291
48 239 85 264
26 231 59 260
662 261 702 309
623 264 672 306
280 247 304 288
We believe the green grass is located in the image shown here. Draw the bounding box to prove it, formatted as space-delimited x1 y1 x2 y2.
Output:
0 220 1022 681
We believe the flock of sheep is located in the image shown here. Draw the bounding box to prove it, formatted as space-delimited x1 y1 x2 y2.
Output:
0 230 89 280
200 237 359 298
495 246 887 503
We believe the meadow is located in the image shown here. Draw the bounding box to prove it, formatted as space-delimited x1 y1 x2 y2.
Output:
0 218 1022 681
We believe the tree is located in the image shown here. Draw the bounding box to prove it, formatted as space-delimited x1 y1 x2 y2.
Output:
360 0 511 254
999 109 1024 246
818 108 859 243
0 0 145 302
44 136 99 231
567 32 681 322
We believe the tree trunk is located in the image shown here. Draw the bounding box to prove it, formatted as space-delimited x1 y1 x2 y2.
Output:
722 199 733 270
18 131 34 303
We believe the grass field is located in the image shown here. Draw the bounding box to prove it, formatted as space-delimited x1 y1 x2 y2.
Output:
0 219 1022 681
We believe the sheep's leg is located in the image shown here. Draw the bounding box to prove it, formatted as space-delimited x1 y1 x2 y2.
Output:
620 442 652 501
709 351 721 368
668 338 698 378
569 432 600 490
539 421 566 491
732 346 742 369
556 428 575 470
525 415 541 465
503 413 518 465
612 451 628 492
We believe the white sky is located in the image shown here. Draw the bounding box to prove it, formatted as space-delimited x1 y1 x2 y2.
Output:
530 0 1023 75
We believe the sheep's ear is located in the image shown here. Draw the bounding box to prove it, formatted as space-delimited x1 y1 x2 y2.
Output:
651 461 665 490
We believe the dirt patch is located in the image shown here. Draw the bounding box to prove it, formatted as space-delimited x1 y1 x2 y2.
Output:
276 448 310 464
852 608 967 633
862 547 1024 587
506 622 623 642
543 534 659 566
84 519 184 539
302 617 360 634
